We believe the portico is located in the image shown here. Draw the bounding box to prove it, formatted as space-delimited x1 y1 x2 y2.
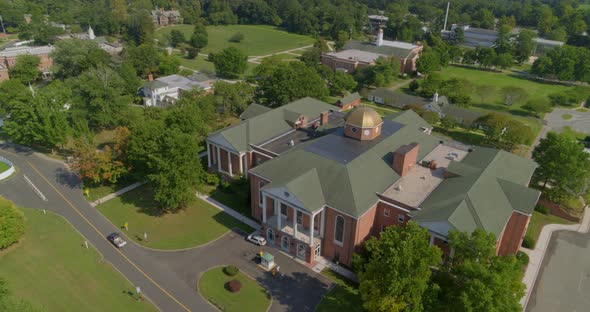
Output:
206 141 247 178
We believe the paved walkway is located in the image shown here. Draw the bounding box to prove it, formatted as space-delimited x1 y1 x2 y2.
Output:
520 206 590 310
314 256 358 283
196 193 261 230
89 181 146 207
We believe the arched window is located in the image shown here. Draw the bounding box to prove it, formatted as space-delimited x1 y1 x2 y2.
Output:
334 215 344 245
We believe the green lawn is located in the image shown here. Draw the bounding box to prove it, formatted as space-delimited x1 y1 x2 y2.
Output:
96 185 253 249
0 205 157 312
316 269 363 312
433 126 486 146
0 160 10 174
209 180 251 218
198 266 270 312
526 210 574 243
261 53 300 61
438 66 572 114
156 25 315 56
562 114 573 120
173 52 258 76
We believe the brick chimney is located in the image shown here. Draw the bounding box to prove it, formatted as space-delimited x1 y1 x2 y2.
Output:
392 143 419 176
148 74 153 81
320 111 329 126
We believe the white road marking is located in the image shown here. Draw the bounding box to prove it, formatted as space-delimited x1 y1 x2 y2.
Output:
23 174 47 201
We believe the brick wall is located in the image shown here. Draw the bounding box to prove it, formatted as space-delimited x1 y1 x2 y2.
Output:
497 211 531 255
249 174 271 222
375 201 410 232
352 204 377 247
219 148 229 172
230 153 240 175
322 207 357 265
538 198 580 222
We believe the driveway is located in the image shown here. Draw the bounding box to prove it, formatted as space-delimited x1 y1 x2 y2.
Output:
0 143 332 312
545 108 590 135
526 230 590 311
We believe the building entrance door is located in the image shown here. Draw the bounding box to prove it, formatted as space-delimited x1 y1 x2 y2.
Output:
281 236 290 251
267 228 275 245
297 243 307 260
314 244 321 259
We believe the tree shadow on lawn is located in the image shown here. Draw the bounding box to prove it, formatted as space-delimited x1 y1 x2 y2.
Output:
117 185 166 217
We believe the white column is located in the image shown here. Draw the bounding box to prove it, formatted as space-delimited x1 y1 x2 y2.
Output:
293 208 298 240
309 212 315 245
206 142 211 167
228 152 233 176
277 202 281 230
216 146 221 172
429 235 435 246
239 153 244 174
262 194 267 223
320 209 325 237
244 153 249 179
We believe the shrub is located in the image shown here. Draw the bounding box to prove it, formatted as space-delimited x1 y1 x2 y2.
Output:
229 32 245 43
224 265 239 276
0 199 25 249
409 80 420 92
521 234 535 249
516 251 529 267
226 280 242 293
535 204 549 215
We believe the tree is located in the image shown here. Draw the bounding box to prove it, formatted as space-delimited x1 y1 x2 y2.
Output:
169 29 186 47
533 132 590 202
531 56 553 78
416 49 440 74
158 53 180 75
125 43 160 77
493 53 513 69
420 111 440 125
475 85 496 104
214 81 255 115
210 47 248 78
0 80 31 116
440 115 458 130
4 88 69 151
190 23 208 50
69 66 131 130
355 222 442 312
255 61 328 106
523 99 552 117
432 229 525 312
51 39 111 79
8 55 40 84
476 47 496 68
354 57 400 88
494 25 513 55
301 47 322 67
501 86 528 106
334 30 349 50
514 29 536 64
71 128 130 185
0 199 25 249
229 32 245 43
126 9 154 45
477 113 532 150
327 70 357 95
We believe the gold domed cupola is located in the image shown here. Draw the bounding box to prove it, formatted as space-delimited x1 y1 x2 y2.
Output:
343 106 383 141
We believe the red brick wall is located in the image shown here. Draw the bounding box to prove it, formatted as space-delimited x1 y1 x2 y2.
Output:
219 148 229 172
433 237 451 260
352 204 377 247
249 174 271 222
322 207 357 265
251 151 272 169
393 144 419 176
0 68 8 82
230 153 240 175
338 99 361 110
498 211 531 255
375 202 410 232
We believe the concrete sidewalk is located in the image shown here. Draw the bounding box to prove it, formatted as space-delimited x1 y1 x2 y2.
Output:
520 206 590 310
196 193 261 231
89 181 146 207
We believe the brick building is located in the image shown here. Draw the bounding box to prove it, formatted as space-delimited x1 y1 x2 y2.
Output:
321 29 423 74
151 8 182 26
0 45 54 82
206 101 540 266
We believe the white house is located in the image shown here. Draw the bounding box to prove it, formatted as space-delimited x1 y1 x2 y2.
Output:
139 74 214 107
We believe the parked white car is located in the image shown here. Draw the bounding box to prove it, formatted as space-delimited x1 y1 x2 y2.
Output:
107 233 127 248
246 233 267 246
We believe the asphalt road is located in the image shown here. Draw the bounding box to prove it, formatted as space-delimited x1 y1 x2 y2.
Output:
526 230 590 312
0 144 331 312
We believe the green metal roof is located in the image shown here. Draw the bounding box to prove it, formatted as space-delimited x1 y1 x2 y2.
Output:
239 104 272 120
413 147 540 238
338 92 361 105
261 252 274 261
344 40 418 59
207 97 336 152
251 110 440 216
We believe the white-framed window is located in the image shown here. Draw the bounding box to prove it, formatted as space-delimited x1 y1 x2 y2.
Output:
280 203 288 217
397 214 405 223
334 215 344 245
297 211 303 225
384 208 390 217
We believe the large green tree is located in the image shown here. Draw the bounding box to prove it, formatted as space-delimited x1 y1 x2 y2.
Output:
51 39 111 79
432 229 525 312
355 222 442 312
0 198 25 249
189 23 209 50
255 60 328 106
477 113 532 150
8 55 40 84
533 132 590 202
210 47 248 79
214 81 255 115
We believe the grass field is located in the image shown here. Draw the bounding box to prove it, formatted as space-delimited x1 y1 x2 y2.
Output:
174 52 258 76
156 25 314 56
525 211 574 244
0 205 156 312
316 269 362 312
0 160 10 174
198 266 270 312
96 185 252 249
439 66 572 115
